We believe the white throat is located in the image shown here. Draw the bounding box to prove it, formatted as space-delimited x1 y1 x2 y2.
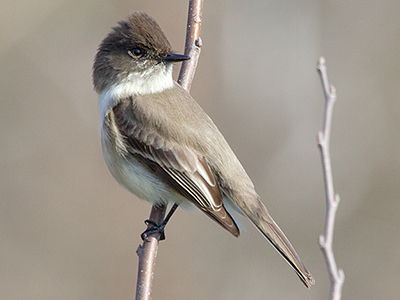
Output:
98 64 174 121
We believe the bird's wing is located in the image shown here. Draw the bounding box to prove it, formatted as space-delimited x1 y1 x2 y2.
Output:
110 98 240 237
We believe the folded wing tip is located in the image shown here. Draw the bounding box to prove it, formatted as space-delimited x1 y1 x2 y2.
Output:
297 270 315 288
230 226 240 238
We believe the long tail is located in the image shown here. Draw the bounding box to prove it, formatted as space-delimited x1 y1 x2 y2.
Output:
241 197 315 288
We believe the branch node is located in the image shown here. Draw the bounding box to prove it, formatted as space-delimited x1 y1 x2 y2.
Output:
136 244 143 256
318 56 326 67
333 194 340 205
317 57 326 75
338 269 345 282
319 234 326 248
317 131 324 144
195 37 202 48
330 85 337 98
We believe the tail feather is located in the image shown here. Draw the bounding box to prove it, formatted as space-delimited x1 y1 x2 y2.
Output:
254 214 314 288
241 197 315 288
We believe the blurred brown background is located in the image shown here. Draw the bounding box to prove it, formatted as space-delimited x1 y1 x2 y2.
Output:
1 0 400 299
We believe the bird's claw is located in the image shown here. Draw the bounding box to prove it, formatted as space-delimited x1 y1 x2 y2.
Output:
141 219 166 241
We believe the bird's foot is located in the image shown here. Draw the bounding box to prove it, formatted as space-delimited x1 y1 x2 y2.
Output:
141 219 166 241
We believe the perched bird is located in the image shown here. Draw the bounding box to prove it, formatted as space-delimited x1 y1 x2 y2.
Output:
93 11 314 288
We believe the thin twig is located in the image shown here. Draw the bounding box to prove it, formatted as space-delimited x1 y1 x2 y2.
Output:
135 1 204 299
316 57 345 300
135 205 166 300
178 0 204 91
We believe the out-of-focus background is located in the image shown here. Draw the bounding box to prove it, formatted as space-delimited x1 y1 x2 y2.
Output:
1 0 400 299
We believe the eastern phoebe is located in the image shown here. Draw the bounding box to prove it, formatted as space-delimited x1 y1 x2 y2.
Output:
93 11 314 288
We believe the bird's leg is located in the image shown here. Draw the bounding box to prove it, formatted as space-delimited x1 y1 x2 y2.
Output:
141 203 179 241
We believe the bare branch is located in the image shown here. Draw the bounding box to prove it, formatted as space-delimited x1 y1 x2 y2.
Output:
135 1 204 299
178 0 204 91
135 205 166 300
316 57 345 300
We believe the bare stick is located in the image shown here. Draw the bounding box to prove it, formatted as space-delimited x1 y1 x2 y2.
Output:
135 205 166 300
135 1 204 299
316 57 345 300
178 0 204 91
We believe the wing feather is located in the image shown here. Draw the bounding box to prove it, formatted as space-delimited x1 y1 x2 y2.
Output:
112 98 239 237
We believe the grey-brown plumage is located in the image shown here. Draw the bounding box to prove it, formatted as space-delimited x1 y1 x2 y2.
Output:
109 95 240 237
93 11 314 288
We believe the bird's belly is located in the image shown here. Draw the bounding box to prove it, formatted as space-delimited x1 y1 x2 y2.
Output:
101 135 186 206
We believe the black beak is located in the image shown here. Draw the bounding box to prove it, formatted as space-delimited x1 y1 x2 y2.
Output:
161 53 190 62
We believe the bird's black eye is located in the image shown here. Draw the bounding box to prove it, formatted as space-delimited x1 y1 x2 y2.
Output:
128 48 142 57
132 48 142 55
